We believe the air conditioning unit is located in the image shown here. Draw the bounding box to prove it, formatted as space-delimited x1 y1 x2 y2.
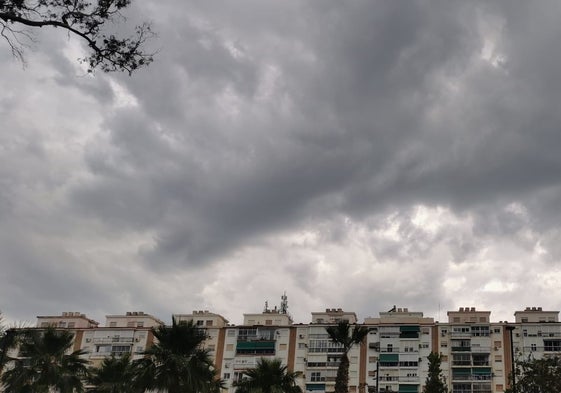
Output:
299 334 305 339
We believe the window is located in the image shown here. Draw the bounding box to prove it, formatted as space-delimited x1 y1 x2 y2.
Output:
521 318 528 323
137 322 144 327
227 329 236 336
452 354 470 366
207 344 215 351
496 384 504 391
40 322 49 327
420 343 429 348
494 341 502 348
298 343 307 349
127 322 135 327
96 345 111 353
206 320 213 326
136 346 144 352
472 326 490 337
265 320 273 325
112 345 131 355
494 328 501 334
441 342 448 348
67 322 75 328
58 322 66 327
369 356 377 363
453 317 460 323
479 317 487 322
279 344 287 350
196 320 204 326
544 340 561 351
226 344 234 351
310 372 323 382
223 373 230 380
531 344 537 351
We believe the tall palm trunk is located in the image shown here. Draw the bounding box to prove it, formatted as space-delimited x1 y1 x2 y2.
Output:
334 353 350 393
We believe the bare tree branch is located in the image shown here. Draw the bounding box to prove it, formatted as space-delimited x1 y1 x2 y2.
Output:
0 0 154 74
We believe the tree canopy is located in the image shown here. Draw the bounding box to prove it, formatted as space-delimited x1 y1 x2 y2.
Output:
134 318 222 393
422 352 447 393
233 357 302 393
1 327 89 393
0 0 154 74
325 321 368 393
506 356 561 393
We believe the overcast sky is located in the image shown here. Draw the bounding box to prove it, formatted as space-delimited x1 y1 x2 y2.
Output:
2 0 561 326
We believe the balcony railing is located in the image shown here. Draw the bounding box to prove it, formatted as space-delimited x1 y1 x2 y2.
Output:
452 375 492 381
92 337 134 344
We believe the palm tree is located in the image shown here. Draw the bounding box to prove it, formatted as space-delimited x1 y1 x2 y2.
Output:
1 327 88 393
0 325 20 375
233 357 302 393
325 321 368 393
134 318 221 393
87 353 140 393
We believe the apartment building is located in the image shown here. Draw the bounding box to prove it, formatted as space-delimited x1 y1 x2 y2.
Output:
174 310 230 375
512 307 561 360
216 302 295 392
14 304 561 393
436 308 508 393
295 309 360 393
364 308 434 393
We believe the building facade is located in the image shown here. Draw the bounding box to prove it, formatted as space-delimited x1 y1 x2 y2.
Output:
9 304 561 393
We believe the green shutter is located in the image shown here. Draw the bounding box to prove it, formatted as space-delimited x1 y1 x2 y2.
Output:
398 385 419 393
306 384 325 391
472 367 492 375
236 341 275 350
400 326 421 332
379 353 399 362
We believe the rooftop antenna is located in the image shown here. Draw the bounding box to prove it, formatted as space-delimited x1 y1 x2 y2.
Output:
280 292 288 314
264 300 269 313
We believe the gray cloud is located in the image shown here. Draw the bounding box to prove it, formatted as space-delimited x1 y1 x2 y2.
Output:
3 0 561 324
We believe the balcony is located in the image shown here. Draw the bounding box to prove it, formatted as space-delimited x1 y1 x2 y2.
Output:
470 347 491 354
92 337 134 344
399 376 419 383
236 341 275 355
451 347 471 352
233 358 257 369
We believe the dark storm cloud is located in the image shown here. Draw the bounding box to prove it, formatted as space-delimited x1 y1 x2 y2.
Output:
68 0 494 267
4 0 561 323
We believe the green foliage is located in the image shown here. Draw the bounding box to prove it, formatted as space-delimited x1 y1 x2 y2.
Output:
422 352 447 393
134 318 221 393
505 356 561 393
0 0 153 73
87 353 140 393
325 321 369 393
1 327 88 393
233 357 302 393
